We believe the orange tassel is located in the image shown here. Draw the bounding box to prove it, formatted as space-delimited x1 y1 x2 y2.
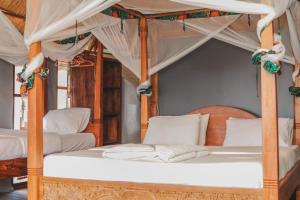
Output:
20 84 27 95
210 11 219 17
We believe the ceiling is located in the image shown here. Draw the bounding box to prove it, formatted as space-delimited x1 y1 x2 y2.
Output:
0 0 25 33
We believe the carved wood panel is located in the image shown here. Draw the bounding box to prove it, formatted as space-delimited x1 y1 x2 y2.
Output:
43 178 262 200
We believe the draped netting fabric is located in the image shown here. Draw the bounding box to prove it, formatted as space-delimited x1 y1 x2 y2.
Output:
0 11 28 65
85 14 240 78
0 0 299 80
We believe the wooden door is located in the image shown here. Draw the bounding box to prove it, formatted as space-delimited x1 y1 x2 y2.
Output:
70 56 122 145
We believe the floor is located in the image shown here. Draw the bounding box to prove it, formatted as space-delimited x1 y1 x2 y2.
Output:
0 189 27 200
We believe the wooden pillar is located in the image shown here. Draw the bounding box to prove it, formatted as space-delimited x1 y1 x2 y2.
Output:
43 59 48 115
150 28 159 117
94 42 104 146
294 62 300 145
27 42 44 200
261 21 279 200
140 17 149 142
150 74 159 117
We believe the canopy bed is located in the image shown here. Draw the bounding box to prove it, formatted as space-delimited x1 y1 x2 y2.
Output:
41 106 300 200
0 47 103 181
0 107 101 180
0 0 299 200
41 13 299 200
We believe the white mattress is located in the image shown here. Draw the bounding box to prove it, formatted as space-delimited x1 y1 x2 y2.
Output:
0 128 95 160
44 146 300 189
60 133 95 152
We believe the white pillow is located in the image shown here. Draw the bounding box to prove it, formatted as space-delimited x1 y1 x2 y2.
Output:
43 108 91 134
224 118 293 147
198 114 210 145
143 115 201 145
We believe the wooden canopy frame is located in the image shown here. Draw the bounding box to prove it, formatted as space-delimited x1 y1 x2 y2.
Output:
23 4 300 200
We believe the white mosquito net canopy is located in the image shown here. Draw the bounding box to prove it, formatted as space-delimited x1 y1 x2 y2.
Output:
0 0 298 80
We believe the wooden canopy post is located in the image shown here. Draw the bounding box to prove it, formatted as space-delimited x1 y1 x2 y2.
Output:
294 62 300 145
150 74 159 117
261 21 279 200
150 28 159 117
140 17 149 141
94 42 104 146
27 42 44 200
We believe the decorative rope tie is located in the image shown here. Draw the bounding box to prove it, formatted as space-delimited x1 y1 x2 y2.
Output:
137 80 152 96
17 67 49 95
251 34 285 74
289 68 300 96
17 53 48 95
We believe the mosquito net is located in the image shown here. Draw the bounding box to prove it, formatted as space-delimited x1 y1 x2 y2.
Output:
0 0 298 81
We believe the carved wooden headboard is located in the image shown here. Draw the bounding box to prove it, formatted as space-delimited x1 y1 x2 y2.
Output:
188 106 257 146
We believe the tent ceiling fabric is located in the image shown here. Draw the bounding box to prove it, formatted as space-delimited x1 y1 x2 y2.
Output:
118 0 200 14
0 0 298 81
0 0 25 33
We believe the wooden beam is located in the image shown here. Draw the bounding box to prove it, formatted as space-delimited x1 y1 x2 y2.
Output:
140 17 149 142
43 59 48 115
0 7 25 19
261 20 279 200
145 8 211 19
27 42 44 200
294 62 300 145
112 4 143 18
94 42 104 147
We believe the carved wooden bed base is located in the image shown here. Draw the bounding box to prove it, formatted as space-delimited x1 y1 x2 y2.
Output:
0 122 97 180
0 158 27 180
42 154 300 200
41 106 300 200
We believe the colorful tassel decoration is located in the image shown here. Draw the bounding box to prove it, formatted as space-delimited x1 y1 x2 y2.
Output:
289 86 300 97
17 65 49 95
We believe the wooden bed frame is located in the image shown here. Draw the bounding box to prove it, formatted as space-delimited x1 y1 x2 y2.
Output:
41 106 300 200
21 5 300 200
0 121 99 181
0 44 103 182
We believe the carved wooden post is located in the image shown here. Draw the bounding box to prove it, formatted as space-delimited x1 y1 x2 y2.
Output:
140 17 149 141
27 42 44 200
261 21 279 200
94 42 104 146
150 28 159 117
150 74 159 117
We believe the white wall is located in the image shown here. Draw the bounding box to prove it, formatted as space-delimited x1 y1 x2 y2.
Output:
0 59 13 129
0 59 14 192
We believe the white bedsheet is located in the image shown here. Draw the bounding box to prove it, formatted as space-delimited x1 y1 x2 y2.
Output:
0 129 95 160
60 133 95 152
44 146 300 189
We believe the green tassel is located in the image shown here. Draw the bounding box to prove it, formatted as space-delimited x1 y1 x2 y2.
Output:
251 53 263 65
27 74 35 90
139 86 152 95
39 68 49 79
289 86 300 97
263 60 280 74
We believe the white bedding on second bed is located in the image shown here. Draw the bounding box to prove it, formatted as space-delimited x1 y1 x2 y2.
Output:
44 146 300 189
0 128 95 160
